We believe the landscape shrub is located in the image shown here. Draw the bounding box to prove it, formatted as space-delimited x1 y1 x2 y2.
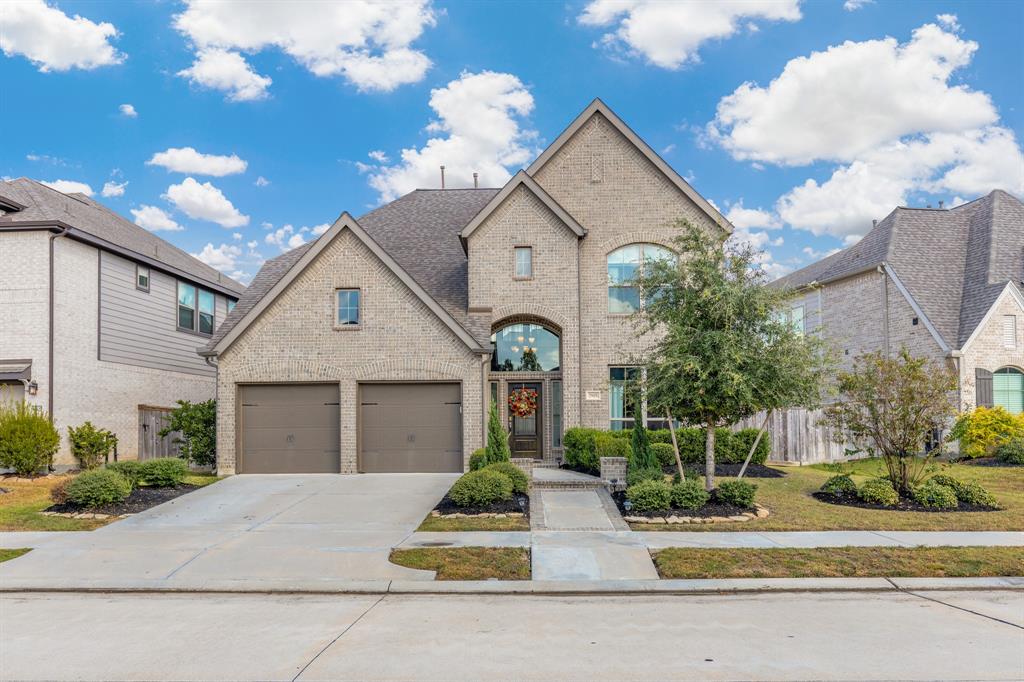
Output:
484 462 528 494
715 480 757 508
730 428 771 465
65 469 131 507
625 479 671 512
670 479 710 510
0 401 60 475
50 478 71 504
469 448 488 471
858 478 899 506
948 406 1024 459
928 475 997 507
484 401 511 464
995 438 1024 465
67 422 118 471
820 474 858 497
651 443 676 468
106 460 144 488
563 427 601 473
626 465 664 486
140 457 188 487
449 469 513 507
912 480 958 509
630 422 656 470
159 399 216 466
595 432 630 462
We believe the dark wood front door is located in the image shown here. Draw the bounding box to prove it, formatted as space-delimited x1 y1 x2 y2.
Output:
508 382 542 459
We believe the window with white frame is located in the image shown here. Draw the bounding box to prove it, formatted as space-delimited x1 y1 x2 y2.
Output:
336 289 361 326
1003 315 1017 349
607 244 674 314
993 367 1024 414
609 367 670 430
136 265 150 292
790 305 805 336
514 246 532 279
177 281 215 336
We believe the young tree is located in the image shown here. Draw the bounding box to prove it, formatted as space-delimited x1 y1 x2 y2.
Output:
632 221 829 490
630 420 656 471
821 350 957 495
159 399 216 466
485 400 511 464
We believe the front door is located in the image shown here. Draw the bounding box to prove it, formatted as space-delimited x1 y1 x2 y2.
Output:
508 382 542 459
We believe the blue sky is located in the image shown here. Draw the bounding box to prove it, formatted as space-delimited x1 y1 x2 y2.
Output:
2 0 1022 283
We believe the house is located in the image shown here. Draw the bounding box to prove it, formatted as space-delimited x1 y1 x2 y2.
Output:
0 178 245 467
769 190 1024 459
200 99 732 474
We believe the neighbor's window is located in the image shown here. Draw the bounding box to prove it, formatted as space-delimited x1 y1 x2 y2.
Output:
177 281 215 335
490 323 560 372
993 367 1024 414
136 265 150 292
514 247 533 279
336 289 361 326
607 244 674 313
198 290 215 335
790 305 805 336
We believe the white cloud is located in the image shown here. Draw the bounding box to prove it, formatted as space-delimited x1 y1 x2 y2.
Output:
724 201 781 229
130 205 183 232
119 103 137 118
101 180 127 197
843 0 873 10
163 177 249 228
191 243 242 272
936 14 960 31
177 48 272 102
578 0 801 69
147 147 247 176
254 175 270 187
802 245 841 260
368 70 536 202
0 0 124 72
264 224 306 251
173 0 436 97
41 179 93 196
232 232 243 240
661 144 676 155
311 223 331 236
247 240 259 249
368 150 389 163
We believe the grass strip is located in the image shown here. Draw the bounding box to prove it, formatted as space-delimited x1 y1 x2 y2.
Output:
390 547 531 580
0 548 31 564
416 515 530 532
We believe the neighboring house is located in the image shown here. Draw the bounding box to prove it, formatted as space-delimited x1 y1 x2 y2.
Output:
0 178 244 468
769 190 1024 459
201 99 732 475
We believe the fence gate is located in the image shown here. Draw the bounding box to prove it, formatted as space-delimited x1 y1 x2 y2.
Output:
138 405 182 460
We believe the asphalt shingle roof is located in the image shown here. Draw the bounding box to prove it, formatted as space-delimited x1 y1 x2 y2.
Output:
774 190 1023 348
0 178 245 296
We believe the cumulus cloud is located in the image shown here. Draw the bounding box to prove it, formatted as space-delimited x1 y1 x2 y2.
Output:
147 147 247 176
130 205 182 232
254 176 270 187
101 180 127 198
367 150 389 163
163 177 249 228
368 71 537 202
41 179 93 196
578 0 801 69
936 13 960 31
0 0 124 72
119 103 137 118
173 0 436 98
192 242 242 272
311 223 331 236
264 224 307 251
843 0 873 10
724 201 781 230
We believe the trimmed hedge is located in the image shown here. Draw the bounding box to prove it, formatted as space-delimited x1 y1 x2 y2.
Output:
670 479 710 510
820 474 857 496
912 480 958 509
449 469 513 507
995 438 1024 465
106 460 144 488
859 478 899 506
650 443 676 468
484 462 529 494
567 426 769 471
140 457 188 487
929 474 998 507
625 479 671 512
626 466 664 486
716 480 757 508
65 469 131 507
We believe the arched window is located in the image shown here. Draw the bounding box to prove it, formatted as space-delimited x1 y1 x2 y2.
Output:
993 367 1024 414
490 323 560 372
607 244 674 313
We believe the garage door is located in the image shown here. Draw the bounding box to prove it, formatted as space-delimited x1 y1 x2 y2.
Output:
360 383 462 473
239 384 340 473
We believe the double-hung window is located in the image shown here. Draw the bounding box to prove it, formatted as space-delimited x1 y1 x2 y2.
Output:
177 281 215 336
136 265 150 292
610 366 673 430
514 247 532 279
607 244 674 314
336 289 361 326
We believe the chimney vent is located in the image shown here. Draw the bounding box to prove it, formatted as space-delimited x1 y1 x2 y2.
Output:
872 219 877 227
440 165 446 190
938 200 944 209
473 172 478 189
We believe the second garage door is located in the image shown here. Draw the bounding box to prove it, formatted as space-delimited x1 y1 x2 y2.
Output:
359 383 462 473
239 384 340 473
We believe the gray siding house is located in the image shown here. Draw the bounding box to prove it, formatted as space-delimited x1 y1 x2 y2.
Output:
0 178 244 467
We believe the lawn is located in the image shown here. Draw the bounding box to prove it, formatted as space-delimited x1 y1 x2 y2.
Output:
389 547 531 580
632 458 1024 532
0 471 221 532
653 546 1024 579
416 514 530 532
0 548 31 563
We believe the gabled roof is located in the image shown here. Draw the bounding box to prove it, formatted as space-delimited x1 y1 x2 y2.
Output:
0 178 245 297
775 190 1024 349
527 98 732 234
203 212 490 357
460 170 586 244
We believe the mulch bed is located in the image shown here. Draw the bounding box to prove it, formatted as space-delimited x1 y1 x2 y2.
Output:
956 456 1022 468
813 491 1000 513
610 490 753 519
45 484 202 516
432 491 530 517
665 463 786 478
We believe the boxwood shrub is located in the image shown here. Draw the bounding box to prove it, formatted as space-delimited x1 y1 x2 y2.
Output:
670 479 710 510
484 462 528 494
650 443 676 468
928 474 997 507
820 474 857 496
625 479 671 513
563 427 601 473
995 438 1024 465
469 448 488 471
716 480 757 508
106 460 144 489
449 469 513 507
140 457 188 487
65 469 132 507
912 480 958 509
858 478 899 506
564 426 770 471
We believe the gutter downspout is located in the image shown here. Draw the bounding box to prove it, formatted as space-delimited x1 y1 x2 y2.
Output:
48 226 68 422
879 265 890 358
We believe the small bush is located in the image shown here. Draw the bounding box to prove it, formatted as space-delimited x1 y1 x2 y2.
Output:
625 479 672 513
448 469 513 507
670 479 710 510
159 399 217 466
716 480 757 508
820 474 858 497
626 466 664 486
65 469 131 507
929 474 997 507
50 478 70 504
595 432 631 461
140 457 188 487
995 438 1024 465
469 448 488 471
563 427 601 474
67 421 118 470
650 443 676 468
484 462 528 494
949 406 1024 458
106 460 144 488
912 480 958 509
859 478 899 506
0 401 60 475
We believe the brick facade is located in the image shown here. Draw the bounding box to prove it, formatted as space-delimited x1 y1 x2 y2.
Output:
959 288 1024 410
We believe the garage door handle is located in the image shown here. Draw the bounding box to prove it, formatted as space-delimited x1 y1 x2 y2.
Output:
361 402 378 406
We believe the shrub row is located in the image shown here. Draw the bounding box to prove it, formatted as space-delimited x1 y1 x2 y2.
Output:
448 462 528 508
819 473 997 509
625 478 756 513
57 457 190 508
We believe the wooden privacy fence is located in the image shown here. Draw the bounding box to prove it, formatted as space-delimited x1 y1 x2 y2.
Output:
736 408 852 464
137 405 182 460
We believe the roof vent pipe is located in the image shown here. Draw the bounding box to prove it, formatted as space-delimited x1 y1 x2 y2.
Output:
938 200 945 209
872 219 878 227
440 165 446 190
473 172 478 189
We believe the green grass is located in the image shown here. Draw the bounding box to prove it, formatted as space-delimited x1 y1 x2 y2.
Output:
389 547 531 580
183 473 222 487
633 458 1024 532
416 514 530 532
0 548 31 563
653 546 1024 579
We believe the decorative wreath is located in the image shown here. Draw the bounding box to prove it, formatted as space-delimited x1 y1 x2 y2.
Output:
508 387 539 418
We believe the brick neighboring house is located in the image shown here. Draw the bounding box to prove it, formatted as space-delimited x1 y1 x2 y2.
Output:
769 189 1024 459
0 178 244 468
200 99 732 475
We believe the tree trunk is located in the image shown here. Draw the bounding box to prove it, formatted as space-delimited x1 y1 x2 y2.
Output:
666 409 684 481
737 411 771 479
705 424 716 491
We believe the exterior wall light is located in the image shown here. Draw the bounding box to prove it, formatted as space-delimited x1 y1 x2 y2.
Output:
27 380 38 396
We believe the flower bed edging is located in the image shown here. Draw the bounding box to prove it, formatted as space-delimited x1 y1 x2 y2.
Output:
625 504 770 524
430 511 527 519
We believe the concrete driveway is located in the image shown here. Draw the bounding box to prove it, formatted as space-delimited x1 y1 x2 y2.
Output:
0 474 457 590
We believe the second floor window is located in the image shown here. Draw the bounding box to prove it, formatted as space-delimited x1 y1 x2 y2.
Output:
337 289 361 326
514 247 532 278
136 265 150 292
607 244 674 314
178 282 215 335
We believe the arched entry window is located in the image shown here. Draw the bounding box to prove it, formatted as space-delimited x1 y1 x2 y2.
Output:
993 367 1024 414
490 323 560 372
607 243 674 313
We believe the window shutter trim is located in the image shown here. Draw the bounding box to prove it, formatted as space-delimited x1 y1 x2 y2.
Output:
976 368 994 408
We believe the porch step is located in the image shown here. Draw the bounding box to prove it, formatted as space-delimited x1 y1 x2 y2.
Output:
530 467 605 491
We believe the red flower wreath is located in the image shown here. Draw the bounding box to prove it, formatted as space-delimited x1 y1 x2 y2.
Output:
508 387 539 418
